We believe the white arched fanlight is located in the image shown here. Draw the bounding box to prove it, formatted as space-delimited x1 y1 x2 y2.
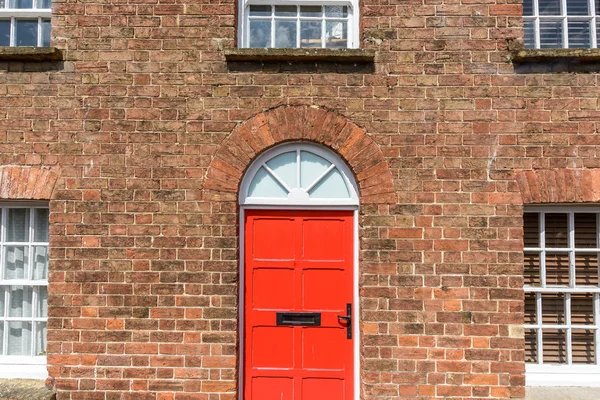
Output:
239 142 359 206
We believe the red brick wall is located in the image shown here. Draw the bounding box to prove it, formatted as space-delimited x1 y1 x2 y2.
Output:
2 0 596 397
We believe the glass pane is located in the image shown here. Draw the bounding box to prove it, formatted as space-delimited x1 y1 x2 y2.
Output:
539 0 561 15
525 329 538 363
249 20 271 48
524 20 536 48
274 20 297 48
568 20 591 48
36 286 47 317
300 21 322 48
572 330 595 364
275 5 296 16
571 293 594 325
249 5 271 16
524 213 540 247
324 5 347 17
9 0 33 8
0 21 10 47
300 6 322 17
7 322 31 356
35 321 46 355
37 0 51 8
32 246 48 280
575 213 596 247
248 167 287 198
325 21 347 48
541 293 565 324
266 152 297 189
575 252 598 286
539 21 564 48
9 286 32 318
545 213 568 248
525 292 537 324
524 252 541 285
4 246 29 280
567 0 589 15
16 20 38 46
33 208 49 243
0 287 5 318
300 151 330 188
0 0 3 7
41 19 50 47
7 209 30 242
309 169 350 198
545 252 569 286
523 0 534 15
543 329 566 363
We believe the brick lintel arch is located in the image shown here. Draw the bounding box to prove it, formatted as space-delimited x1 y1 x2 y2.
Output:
204 105 396 204
515 169 600 204
0 166 59 200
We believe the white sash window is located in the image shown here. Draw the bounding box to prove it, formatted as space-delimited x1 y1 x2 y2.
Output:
0 0 51 47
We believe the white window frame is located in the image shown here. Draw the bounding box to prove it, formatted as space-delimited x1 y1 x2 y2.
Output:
237 0 359 49
523 0 599 48
0 202 48 380
524 206 600 387
0 0 51 47
238 142 360 400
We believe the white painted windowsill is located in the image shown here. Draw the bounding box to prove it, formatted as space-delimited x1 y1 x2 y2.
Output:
527 364 600 387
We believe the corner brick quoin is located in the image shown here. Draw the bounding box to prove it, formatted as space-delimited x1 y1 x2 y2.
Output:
203 105 396 205
515 169 600 204
0 166 58 201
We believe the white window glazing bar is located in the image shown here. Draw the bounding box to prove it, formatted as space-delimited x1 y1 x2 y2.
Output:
595 293 599 364
566 293 572 364
9 17 14 47
591 0 598 48
569 212 575 288
533 0 541 48
537 292 543 364
540 212 547 288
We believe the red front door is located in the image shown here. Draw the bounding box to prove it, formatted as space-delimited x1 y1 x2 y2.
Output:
244 210 354 400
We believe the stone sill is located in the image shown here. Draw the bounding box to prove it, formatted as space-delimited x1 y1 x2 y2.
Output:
0 47 62 62
224 48 375 63
512 48 600 63
0 379 55 399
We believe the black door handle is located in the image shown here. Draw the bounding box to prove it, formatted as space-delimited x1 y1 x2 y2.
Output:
337 303 352 339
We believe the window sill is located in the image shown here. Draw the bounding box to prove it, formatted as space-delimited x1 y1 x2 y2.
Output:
512 48 600 63
0 47 62 62
526 364 600 387
224 48 375 63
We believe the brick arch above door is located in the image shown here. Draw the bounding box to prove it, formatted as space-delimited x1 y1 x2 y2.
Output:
204 105 396 205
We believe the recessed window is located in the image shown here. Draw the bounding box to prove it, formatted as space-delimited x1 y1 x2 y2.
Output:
0 0 51 47
523 0 599 48
524 209 600 386
239 1 358 49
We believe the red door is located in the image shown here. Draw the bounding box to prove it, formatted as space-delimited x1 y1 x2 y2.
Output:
244 210 354 400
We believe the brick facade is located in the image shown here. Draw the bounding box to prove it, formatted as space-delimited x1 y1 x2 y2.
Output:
0 0 597 397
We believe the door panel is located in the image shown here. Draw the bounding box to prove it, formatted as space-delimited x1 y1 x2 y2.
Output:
244 210 354 400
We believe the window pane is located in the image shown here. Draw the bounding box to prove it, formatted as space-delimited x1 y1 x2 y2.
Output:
249 20 271 48
525 329 538 363
16 20 38 46
35 321 46 355
524 213 540 247
575 252 598 286
32 246 48 280
274 5 296 16
543 329 567 363
300 6 322 17
525 292 537 324
300 21 322 48
539 0 561 15
567 0 589 15
523 0 534 15
9 286 32 318
541 293 565 324
41 19 50 47
572 330 595 364
37 0 51 8
7 321 31 356
36 286 47 317
249 5 270 17
524 20 536 48
4 246 29 280
539 21 564 48
266 151 296 188
324 5 347 17
310 169 350 198
545 213 568 247
568 20 591 48
0 21 10 47
546 252 569 286
300 151 330 188
248 167 287 198
33 208 49 243
9 0 33 8
0 287 5 318
574 213 596 248
571 293 594 325
524 252 541 285
325 21 347 48
274 20 297 48
7 209 30 242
